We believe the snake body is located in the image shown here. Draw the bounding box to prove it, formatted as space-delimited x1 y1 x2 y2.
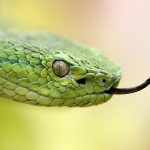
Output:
0 30 121 106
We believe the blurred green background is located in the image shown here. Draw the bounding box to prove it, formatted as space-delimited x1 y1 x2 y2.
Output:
0 0 150 150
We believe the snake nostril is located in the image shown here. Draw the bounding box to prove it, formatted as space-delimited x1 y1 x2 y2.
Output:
76 78 86 84
102 79 106 83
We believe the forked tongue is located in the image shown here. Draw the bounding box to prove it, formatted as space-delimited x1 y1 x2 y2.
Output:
107 78 150 94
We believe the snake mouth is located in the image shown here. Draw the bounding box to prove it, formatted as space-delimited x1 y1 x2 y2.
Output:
106 77 150 95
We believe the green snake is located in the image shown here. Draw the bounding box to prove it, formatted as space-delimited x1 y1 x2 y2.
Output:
0 29 149 106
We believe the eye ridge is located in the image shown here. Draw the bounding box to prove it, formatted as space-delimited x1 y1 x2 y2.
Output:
52 60 70 77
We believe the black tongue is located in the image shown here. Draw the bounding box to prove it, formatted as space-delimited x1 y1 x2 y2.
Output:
107 78 150 94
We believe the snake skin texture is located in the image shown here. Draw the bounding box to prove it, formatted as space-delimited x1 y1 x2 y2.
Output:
0 30 121 106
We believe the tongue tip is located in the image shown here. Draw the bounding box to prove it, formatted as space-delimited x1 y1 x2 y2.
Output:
106 77 150 95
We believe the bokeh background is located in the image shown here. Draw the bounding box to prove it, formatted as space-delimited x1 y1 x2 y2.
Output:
0 0 150 150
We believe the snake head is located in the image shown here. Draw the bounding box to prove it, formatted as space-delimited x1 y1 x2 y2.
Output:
0 32 121 107
45 47 122 106
1 32 149 106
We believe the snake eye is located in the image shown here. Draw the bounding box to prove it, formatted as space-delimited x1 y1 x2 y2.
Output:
52 60 69 77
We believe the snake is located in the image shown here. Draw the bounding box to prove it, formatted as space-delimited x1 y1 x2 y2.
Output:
0 29 149 107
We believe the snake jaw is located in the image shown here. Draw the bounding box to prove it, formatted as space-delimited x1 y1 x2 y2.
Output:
104 77 121 92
